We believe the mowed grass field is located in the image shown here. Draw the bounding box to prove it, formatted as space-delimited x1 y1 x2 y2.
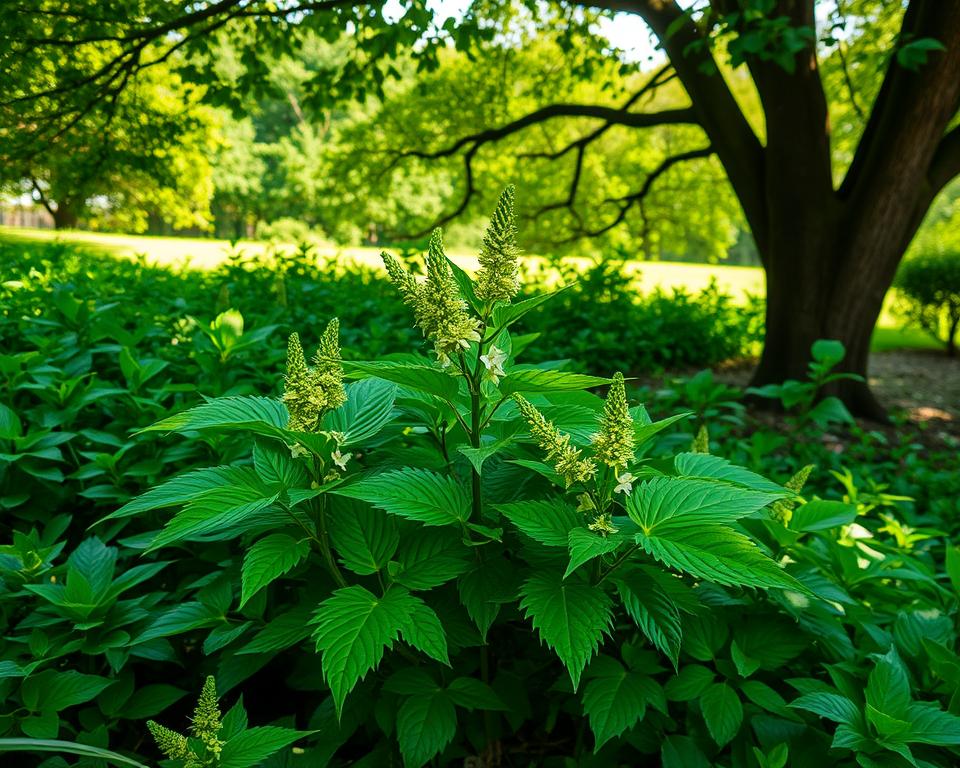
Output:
2 226 940 351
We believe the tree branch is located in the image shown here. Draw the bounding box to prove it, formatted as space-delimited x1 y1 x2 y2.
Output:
928 125 960 198
555 145 715 243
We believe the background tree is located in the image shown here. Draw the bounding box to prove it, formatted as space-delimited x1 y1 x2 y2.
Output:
3 0 960 417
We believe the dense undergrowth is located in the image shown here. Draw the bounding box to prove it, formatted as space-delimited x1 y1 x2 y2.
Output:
1 220 959 768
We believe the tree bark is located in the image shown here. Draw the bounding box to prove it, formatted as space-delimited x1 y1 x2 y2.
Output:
51 205 78 230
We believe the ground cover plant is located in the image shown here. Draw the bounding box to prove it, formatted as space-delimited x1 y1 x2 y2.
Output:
0 191 959 768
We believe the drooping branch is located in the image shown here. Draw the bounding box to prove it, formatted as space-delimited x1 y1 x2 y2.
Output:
556 145 715 243
390 102 699 239
587 0 768 253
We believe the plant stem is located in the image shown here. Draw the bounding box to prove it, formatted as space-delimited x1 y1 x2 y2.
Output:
313 496 347 588
595 543 641 586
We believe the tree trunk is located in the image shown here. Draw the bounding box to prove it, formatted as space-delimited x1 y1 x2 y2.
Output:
52 205 78 230
751 246 893 422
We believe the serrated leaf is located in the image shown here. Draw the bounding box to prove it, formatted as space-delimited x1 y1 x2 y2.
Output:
390 527 470 590
458 560 518 641
700 682 742 746
100 466 252 522
582 658 656 749
674 453 785 494
329 501 399 576
615 569 682 668
140 396 288 437
323 377 398 446
240 534 309 607
146 479 279 553
495 498 580 547
519 571 613 690
400 598 449 665
565 527 623 578
252 441 307 488
866 647 911 719
333 469 469 526
343 360 459 401
312 585 442 716
396 691 457 768
219 726 311 768
627 476 780 532
636 523 801 591
499 368 610 395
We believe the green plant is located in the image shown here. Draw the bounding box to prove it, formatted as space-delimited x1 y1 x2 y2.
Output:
895 252 960 356
747 339 859 428
104 189 837 766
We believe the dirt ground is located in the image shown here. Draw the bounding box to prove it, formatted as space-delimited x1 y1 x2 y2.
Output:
704 350 960 447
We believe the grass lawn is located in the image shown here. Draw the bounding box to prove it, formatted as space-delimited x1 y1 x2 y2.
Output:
2 226 935 352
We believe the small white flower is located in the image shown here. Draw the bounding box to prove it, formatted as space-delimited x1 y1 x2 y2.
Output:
614 472 635 495
479 345 508 384
289 443 309 459
331 449 352 470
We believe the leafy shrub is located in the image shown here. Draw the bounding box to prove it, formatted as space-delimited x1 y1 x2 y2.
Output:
895 251 960 355
2 203 960 767
517 256 763 373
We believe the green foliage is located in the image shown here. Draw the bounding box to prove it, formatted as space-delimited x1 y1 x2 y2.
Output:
1 195 960 767
895 251 960 355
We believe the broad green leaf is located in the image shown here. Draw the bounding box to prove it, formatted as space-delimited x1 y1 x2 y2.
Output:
458 438 513 476
565 527 623 578
635 524 801 591
323 377 398 446
390 527 470 590
458 560 519 641
674 453 785 494
903 702 960 745
343 360 459 401
790 692 861 724
665 665 714 702
0 739 147 768
252 441 307 489
634 412 691 448
140 396 288 437
445 678 508 711
238 605 314 655
615 569 682 668
947 545 960 595
866 647 911 719
100 466 252 522
333 469 469 527
582 657 657 749
789 500 858 532
136 602 222 643
700 682 743 747
312 585 441 716
627 476 780 532
499 368 610 395
146 480 279 552
739 681 797 720
240 534 310 607
329 502 399 576
519 571 613 690
219 726 311 768
396 691 457 768
661 735 710 768
119 685 187 720
491 286 570 328
0 403 22 440
400 599 450 665
494 498 580 547
21 670 113 713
